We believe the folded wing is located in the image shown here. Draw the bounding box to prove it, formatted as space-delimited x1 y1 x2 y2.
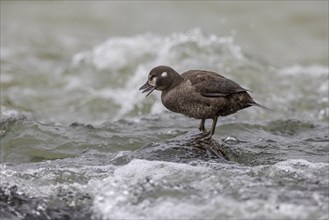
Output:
181 70 250 97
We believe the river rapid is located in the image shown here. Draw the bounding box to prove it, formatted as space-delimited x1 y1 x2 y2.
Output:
1 2 328 220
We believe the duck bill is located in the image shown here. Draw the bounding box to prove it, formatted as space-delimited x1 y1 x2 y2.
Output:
139 82 155 97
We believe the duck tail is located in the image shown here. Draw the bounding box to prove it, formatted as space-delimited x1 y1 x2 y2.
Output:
248 102 273 111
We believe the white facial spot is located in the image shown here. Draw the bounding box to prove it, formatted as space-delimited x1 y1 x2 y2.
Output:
161 72 168 77
149 76 157 86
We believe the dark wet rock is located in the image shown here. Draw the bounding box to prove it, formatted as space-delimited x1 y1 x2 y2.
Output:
131 129 289 166
0 184 93 220
133 131 230 163
70 122 95 129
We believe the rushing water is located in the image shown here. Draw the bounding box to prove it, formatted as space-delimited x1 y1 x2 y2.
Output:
1 2 329 220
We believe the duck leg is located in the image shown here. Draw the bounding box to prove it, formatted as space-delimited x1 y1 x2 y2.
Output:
203 117 218 139
198 119 206 132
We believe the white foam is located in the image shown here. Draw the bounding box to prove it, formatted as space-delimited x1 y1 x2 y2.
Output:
72 28 244 72
90 159 211 219
250 159 329 187
273 159 329 170
91 159 328 220
273 64 329 120
1 109 22 118
279 64 329 77
0 108 28 123
115 158 209 179
72 33 161 70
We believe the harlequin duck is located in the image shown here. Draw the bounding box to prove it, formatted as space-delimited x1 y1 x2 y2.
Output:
139 65 270 139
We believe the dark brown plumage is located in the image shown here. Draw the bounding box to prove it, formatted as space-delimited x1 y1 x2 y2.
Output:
139 65 269 139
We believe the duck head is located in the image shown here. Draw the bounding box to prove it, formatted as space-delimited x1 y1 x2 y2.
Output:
139 66 183 97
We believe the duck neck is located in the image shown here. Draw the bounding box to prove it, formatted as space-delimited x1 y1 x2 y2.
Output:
170 73 184 89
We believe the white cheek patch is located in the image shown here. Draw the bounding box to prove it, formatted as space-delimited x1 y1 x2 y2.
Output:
149 77 157 86
161 72 168 77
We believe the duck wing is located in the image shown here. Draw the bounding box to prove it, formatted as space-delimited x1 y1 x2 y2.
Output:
181 70 250 97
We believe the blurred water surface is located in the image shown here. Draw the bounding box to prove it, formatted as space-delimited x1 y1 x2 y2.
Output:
1 1 328 220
